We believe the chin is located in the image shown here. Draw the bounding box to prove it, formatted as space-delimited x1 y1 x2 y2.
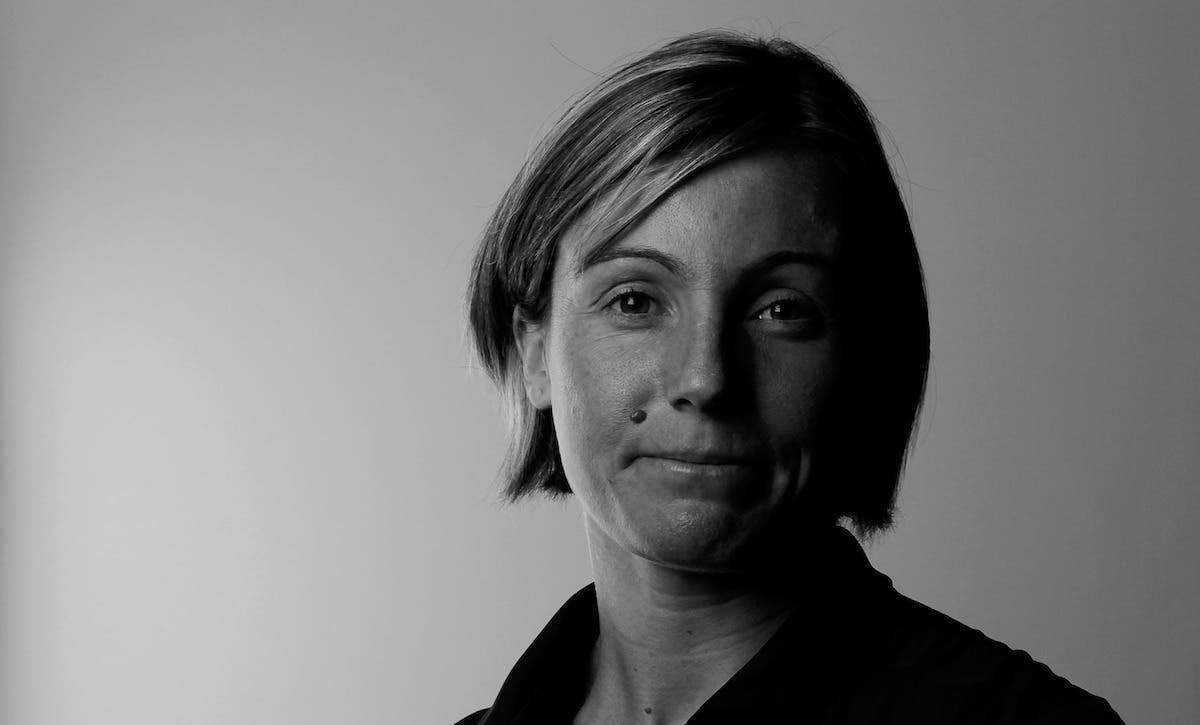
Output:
627 501 764 572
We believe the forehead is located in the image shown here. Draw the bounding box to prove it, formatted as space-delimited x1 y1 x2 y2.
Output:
562 149 844 278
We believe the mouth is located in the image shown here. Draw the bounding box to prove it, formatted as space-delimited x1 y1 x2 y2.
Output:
640 448 758 466
631 454 762 491
652 454 751 469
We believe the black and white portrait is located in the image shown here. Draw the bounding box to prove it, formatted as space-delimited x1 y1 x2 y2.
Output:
1 3 1196 723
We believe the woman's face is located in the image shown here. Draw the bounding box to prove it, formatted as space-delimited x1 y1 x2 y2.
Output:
516 149 844 573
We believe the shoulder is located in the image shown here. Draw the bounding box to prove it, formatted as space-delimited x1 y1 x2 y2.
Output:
846 591 1124 723
452 708 488 725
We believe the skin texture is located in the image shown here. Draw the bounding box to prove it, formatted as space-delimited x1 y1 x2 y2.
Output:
515 150 845 724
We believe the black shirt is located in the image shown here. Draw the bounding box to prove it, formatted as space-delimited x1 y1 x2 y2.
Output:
457 527 1123 724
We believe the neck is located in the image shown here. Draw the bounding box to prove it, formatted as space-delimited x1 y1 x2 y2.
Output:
576 516 820 725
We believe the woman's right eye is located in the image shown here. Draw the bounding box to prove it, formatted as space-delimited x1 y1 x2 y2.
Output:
604 289 656 315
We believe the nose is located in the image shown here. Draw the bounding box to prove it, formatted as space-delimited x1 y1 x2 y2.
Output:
665 313 731 413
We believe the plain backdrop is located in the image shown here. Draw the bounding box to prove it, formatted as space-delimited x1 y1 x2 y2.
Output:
2 1 1198 723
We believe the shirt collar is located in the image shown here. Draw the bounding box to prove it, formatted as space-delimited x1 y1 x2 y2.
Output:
479 525 893 724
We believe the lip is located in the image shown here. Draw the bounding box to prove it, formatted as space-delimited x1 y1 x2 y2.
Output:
651 451 755 466
637 446 759 465
631 455 762 491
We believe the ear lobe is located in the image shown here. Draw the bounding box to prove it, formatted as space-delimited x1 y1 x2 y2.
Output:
512 307 552 410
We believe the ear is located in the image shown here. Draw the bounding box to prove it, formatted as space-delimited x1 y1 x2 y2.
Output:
512 306 552 410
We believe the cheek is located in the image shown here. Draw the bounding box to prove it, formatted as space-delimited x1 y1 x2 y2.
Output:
755 342 840 447
546 326 649 479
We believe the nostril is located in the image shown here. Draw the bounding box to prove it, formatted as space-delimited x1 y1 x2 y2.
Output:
670 396 693 411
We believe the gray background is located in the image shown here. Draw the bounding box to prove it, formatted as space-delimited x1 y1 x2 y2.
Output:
2 1 1197 723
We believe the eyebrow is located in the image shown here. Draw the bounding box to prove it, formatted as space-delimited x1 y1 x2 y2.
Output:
573 246 833 279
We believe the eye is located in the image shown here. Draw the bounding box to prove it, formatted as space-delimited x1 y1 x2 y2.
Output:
754 297 813 321
605 289 657 316
751 295 826 337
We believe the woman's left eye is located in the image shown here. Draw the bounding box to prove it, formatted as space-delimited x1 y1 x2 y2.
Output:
754 298 813 321
751 296 827 336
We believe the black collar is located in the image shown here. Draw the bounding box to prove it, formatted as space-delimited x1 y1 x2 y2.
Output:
478 525 896 724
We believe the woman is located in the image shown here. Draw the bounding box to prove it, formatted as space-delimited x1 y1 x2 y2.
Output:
459 31 1123 724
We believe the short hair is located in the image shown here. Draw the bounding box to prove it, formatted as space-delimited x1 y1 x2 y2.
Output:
467 30 929 536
